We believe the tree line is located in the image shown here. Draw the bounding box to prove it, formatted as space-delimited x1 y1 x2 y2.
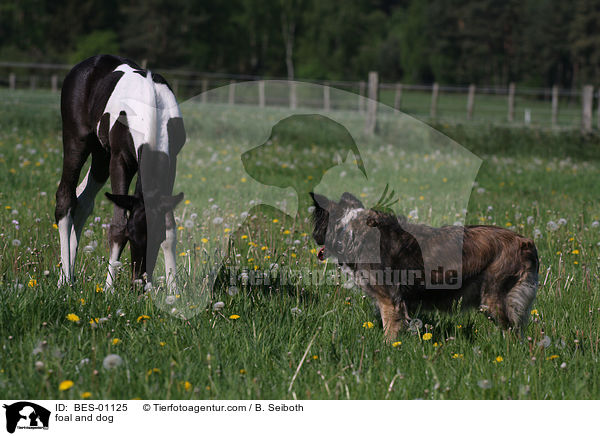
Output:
1 0 600 88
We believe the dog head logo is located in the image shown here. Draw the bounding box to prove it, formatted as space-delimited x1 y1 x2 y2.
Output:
3 402 50 433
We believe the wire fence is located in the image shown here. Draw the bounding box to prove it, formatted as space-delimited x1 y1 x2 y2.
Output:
0 60 597 130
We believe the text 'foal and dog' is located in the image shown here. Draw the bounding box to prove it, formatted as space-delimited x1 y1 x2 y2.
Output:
311 192 539 340
55 55 185 290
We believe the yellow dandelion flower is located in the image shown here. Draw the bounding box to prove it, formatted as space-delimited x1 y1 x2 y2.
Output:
241 235 248 239
452 353 464 359
95 284 103 293
81 392 92 399
52 223 58 229
312 355 318 360
183 381 192 391
89 317 99 326
272 219 279 223
547 355 559 361
59 380 74 391
184 200 191 205
495 356 503 363
239 369 247 374
146 368 161 376
224 228 231 233
531 309 538 315
241 177 247 183
177 226 184 231
283 229 290 235
229 314 240 320
28 279 37 288
422 333 432 341
201 238 208 243
392 341 402 347
291 253 297 258
112 338 121 345
179 251 187 256
137 315 150 323
66 313 80 322
571 249 579 255
310 248 317 254
362 321 374 329
80 298 85 305
159 341 166 347
261 246 268 251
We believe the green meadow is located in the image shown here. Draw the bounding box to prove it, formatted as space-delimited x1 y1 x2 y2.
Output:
0 88 599 400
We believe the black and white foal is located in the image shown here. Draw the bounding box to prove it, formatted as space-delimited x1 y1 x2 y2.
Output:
55 55 185 290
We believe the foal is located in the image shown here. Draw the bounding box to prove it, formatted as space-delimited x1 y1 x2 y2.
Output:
55 55 185 290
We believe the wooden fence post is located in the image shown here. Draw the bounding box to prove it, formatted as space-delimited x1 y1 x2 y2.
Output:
258 80 265 108
228 80 236 105
201 79 208 103
467 84 476 120
430 82 439 118
9 73 15 90
582 85 593 133
364 71 379 135
394 83 403 111
51 74 58 92
358 81 366 113
323 83 330 111
507 82 515 122
551 85 559 127
289 81 297 109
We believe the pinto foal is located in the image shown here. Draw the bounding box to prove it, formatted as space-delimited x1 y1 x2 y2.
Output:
55 55 185 290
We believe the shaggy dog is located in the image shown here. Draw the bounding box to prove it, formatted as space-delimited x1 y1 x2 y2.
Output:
310 192 539 340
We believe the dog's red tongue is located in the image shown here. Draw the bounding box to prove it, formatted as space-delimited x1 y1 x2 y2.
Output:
317 247 325 261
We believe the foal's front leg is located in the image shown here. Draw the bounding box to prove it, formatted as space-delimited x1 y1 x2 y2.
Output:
161 210 178 292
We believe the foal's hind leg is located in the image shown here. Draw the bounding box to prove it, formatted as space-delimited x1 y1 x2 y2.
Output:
56 132 91 286
68 143 109 276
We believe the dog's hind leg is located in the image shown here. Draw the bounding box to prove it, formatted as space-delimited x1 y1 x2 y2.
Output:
506 270 538 335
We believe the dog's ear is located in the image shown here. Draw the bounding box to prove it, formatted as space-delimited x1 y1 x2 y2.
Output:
340 192 364 208
310 192 333 212
366 210 399 229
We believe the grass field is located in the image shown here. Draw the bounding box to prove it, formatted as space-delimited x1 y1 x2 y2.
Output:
0 88 599 400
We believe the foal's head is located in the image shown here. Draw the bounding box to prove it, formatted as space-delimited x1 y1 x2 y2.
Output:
105 191 183 282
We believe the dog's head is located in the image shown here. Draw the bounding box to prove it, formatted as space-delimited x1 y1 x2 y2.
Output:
310 192 389 264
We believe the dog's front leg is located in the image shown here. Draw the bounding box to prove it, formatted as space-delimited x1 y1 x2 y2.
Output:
377 297 402 342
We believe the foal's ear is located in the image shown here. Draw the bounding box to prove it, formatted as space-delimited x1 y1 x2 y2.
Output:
159 192 184 212
105 193 138 211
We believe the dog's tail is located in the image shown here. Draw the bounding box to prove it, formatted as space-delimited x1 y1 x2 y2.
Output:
506 239 539 334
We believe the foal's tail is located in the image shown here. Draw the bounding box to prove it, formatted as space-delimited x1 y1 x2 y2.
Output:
506 239 539 334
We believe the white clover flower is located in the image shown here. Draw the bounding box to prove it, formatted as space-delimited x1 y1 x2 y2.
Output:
546 221 559 232
307 206 315 213
477 187 486 194
477 379 492 389
34 361 44 371
102 354 123 370
592 221 600 228
290 307 302 315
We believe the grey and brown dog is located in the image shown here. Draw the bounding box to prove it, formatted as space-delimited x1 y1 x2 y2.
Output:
310 192 539 340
